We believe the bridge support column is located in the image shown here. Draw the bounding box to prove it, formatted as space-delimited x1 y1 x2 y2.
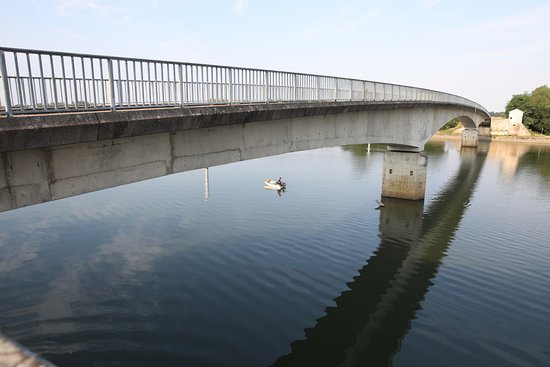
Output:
461 128 479 147
382 149 427 200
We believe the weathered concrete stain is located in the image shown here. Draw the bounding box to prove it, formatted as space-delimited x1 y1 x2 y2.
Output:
461 128 479 147
382 151 428 200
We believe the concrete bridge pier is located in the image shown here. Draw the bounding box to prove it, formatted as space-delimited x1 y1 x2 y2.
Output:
461 128 479 147
381 147 427 200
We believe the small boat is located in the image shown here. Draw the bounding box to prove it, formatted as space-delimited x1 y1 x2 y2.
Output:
264 178 286 190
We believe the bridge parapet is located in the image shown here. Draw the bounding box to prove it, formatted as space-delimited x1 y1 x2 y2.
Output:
0 47 487 117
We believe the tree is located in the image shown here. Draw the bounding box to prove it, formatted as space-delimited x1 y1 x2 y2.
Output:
531 85 550 108
505 93 532 113
530 86 550 134
439 118 460 130
505 86 550 134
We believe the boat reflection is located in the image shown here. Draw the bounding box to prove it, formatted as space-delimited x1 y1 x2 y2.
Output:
264 178 287 196
272 145 487 366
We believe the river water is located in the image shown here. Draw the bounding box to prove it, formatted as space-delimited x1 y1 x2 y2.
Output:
0 139 549 367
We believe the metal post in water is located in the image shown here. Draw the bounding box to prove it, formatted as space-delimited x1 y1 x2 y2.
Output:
367 143 371 153
204 167 209 200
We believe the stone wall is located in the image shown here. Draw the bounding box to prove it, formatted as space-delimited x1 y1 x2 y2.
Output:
490 117 530 137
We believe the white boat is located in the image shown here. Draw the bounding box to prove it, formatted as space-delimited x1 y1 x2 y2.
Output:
264 178 286 190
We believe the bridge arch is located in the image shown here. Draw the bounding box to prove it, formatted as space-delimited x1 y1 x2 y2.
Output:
455 115 477 129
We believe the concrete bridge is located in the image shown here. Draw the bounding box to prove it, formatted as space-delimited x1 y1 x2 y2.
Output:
0 47 490 207
0 47 491 365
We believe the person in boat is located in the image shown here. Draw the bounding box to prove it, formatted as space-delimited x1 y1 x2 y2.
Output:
276 177 283 186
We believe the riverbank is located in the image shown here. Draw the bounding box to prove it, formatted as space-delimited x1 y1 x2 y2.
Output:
432 131 550 144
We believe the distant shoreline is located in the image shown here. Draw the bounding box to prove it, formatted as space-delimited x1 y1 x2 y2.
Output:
431 132 550 144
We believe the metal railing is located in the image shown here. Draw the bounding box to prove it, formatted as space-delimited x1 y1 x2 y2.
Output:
0 47 488 117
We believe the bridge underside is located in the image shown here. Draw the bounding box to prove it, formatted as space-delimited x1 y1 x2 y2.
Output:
1 101 488 211
0 101 488 153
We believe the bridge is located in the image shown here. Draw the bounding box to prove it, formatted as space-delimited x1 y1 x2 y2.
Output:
0 48 491 365
0 47 490 203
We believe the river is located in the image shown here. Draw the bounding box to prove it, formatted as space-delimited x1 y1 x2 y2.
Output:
0 139 549 366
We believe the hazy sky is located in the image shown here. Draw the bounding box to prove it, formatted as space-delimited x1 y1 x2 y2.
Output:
1 0 549 111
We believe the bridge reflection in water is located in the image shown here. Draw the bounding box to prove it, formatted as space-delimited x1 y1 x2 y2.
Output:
272 145 487 367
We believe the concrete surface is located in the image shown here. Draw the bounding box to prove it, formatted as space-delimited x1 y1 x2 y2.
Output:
461 128 479 147
381 151 428 200
0 101 489 153
1 102 487 211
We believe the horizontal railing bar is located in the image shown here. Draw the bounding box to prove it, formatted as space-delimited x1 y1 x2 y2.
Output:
0 46 488 117
0 47 473 98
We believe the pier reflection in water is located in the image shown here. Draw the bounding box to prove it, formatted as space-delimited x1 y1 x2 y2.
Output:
1 139 550 367
273 147 486 366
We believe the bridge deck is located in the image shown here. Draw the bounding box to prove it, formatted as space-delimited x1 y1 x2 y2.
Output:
0 100 474 152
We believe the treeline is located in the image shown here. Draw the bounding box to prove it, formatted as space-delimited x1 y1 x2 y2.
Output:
505 85 550 134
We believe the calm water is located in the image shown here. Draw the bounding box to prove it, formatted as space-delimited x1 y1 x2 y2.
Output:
0 139 549 366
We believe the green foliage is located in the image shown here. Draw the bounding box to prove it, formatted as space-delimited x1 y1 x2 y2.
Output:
530 86 550 134
505 85 550 134
505 93 532 113
519 149 550 178
439 118 460 130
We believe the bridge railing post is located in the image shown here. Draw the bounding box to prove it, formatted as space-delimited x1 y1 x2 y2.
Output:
0 51 13 116
185 65 190 104
264 70 269 103
70 56 78 109
316 76 320 101
228 67 233 104
293 73 297 101
107 58 116 111
178 64 184 106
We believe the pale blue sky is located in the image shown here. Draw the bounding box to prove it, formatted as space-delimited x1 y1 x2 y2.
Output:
1 0 549 111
